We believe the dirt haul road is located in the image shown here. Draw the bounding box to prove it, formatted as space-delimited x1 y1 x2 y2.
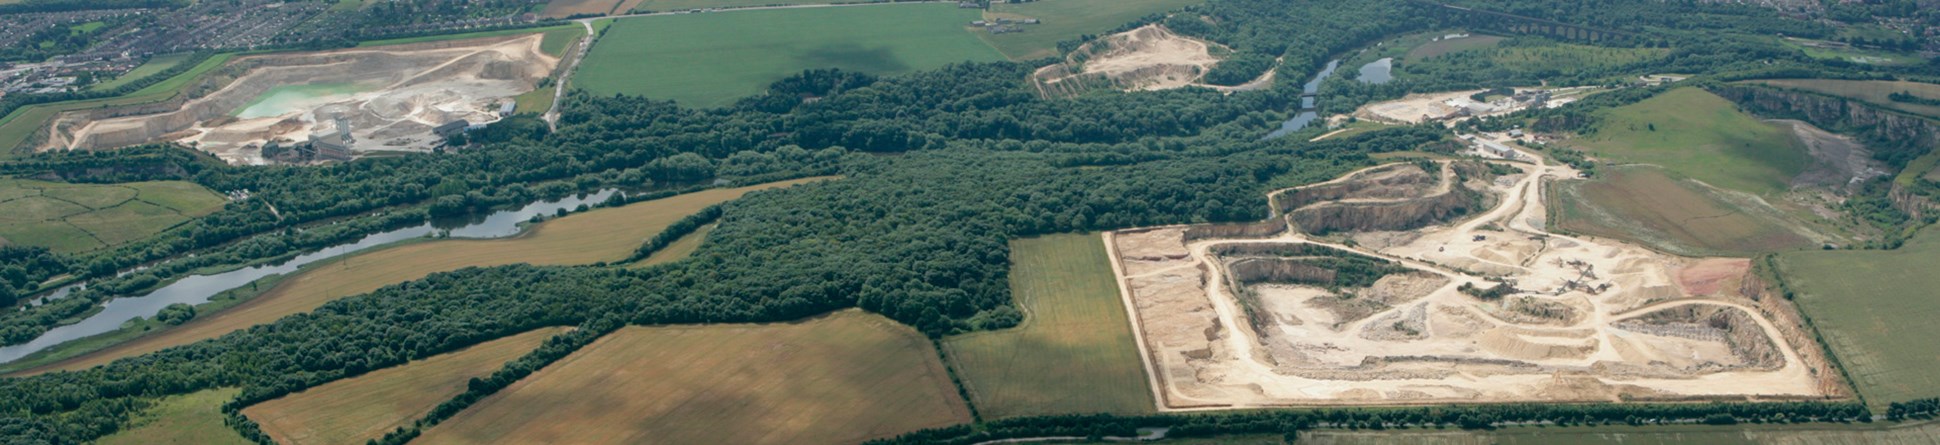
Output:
1108 139 1837 410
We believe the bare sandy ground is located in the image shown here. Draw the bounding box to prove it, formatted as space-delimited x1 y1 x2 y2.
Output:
43 34 559 164
1107 140 1839 410
1033 24 1253 96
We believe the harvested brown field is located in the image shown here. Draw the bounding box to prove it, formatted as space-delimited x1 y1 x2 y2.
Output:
541 0 623 18
415 310 971 445
1109 153 1838 409
243 327 566 445
43 34 560 164
16 177 830 376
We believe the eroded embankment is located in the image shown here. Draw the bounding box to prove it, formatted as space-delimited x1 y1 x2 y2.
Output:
1108 153 1839 410
42 34 559 164
1031 24 1228 98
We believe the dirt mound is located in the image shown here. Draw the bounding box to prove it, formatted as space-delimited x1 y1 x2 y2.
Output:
42 34 559 164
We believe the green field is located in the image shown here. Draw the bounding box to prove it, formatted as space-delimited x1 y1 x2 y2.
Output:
1781 37 1923 67
88 53 194 92
1744 78 1940 120
0 179 228 253
1779 228 1940 410
354 24 582 52
1578 87 1810 196
1552 166 1814 256
512 85 557 115
0 53 233 155
944 233 1154 419
980 0 1205 60
578 4 1003 108
1404 34 1503 61
96 388 251 445
538 25 587 57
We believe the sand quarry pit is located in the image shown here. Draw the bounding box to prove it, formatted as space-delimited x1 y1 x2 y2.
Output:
1032 24 1235 97
1107 147 1844 410
41 34 559 164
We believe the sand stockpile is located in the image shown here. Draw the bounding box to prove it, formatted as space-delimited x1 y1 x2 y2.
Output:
41 34 560 164
1108 150 1838 410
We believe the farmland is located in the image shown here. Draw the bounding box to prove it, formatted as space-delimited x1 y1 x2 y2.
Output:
943 234 1154 419
980 0 1205 60
628 0 823 12
541 0 624 18
243 328 567 445
1404 34 1503 61
1743 78 1940 120
18 178 829 375
86 53 195 92
575 4 1003 107
1778 228 1940 410
415 310 971 444
0 179 228 253
630 223 715 267
1578 87 1811 196
95 388 251 445
1551 166 1815 256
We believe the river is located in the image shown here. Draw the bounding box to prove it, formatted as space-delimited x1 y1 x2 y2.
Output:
1264 59 1341 140
0 189 620 364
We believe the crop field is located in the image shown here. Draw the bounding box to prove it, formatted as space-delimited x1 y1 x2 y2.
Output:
980 0 1205 60
1300 420 1940 444
1551 166 1814 256
630 222 714 267
21 178 829 375
244 328 567 445
1778 228 1940 409
0 53 233 156
943 234 1154 419
1578 87 1810 196
541 0 623 18
87 53 194 92
0 179 227 253
1744 78 1940 120
415 310 972 444
576 4 1002 107
1404 34 1503 61
96 388 251 445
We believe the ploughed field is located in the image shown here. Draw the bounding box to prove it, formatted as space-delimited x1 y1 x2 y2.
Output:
414 310 971 444
1107 155 1841 408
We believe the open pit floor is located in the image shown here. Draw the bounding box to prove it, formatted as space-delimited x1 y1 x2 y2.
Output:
1107 146 1843 410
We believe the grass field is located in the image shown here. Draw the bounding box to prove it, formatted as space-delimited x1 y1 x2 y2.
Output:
416 310 972 444
96 388 251 445
944 234 1153 419
1552 166 1813 256
628 0 823 12
354 24 581 51
88 53 194 92
1744 79 1940 120
511 86 556 115
0 53 233 155
244 327 567 445
541 0 622 18
1298 420 1940 444
980 0 1204 60
19 178 830 375
1578 87 1810 196
1779 228 1940 410
0 179 227 253
1780 37 1924 67
576 4 1003 107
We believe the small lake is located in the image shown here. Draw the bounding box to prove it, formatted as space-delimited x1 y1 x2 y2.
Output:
0 189 620 364
1265 59 1341 140
1357 57 1393 84
234 82 374 119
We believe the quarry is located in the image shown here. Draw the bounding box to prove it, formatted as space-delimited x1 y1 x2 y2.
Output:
39 34 559 164
1031 24 1245 98
1107 140 1843 410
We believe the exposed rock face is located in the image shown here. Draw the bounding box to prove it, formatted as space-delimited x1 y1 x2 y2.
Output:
1708 84 1940 218
1288 184 1482 234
